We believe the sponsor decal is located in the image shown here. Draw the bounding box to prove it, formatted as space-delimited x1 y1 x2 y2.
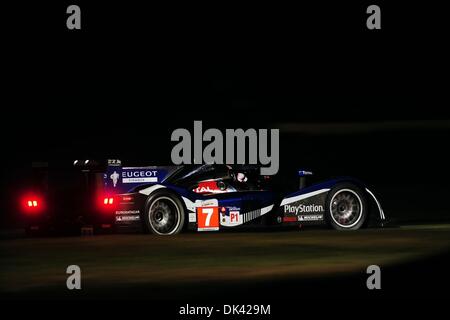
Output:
284 204 324 215
283 216 297 222
221 210 242 226
194 186 214 193
298 214 323 221
220 206 227 222
183 197 220 214
115 210 140 215
110 169 160 187
108 159 121 166
229 211 241 224
193 181 223 194
188 212 196 222
195 199 219 208
122 170 159 183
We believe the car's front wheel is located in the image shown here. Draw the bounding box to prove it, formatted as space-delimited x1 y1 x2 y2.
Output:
326 183 367 230
144 191 185 235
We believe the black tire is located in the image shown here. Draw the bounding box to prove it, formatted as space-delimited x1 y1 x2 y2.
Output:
143 190 185 235
325 183 367 230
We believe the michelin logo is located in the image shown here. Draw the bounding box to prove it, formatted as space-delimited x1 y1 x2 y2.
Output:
284 204 324 214
298 214 323 221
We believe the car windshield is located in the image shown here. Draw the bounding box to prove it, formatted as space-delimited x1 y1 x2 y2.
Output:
167 164 230 185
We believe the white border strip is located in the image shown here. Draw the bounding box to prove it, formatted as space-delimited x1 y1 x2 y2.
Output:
280 188 330 206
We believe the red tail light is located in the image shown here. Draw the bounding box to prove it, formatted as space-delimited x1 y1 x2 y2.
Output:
27 200 39 207
21 194 44 214
98 195 117 213
103 197 114 205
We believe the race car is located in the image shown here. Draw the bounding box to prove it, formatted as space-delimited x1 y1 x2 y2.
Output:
104 160 386 235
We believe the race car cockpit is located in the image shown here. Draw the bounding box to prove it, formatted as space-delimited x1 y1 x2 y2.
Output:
167 164 272 195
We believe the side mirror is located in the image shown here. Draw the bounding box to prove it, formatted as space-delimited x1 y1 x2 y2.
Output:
298 170 313 189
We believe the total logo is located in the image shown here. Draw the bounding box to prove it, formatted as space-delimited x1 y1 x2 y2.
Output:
193 181 225 194
284 203 324 215
194 186 213 193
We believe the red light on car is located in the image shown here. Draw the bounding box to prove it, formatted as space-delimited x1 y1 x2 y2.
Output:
102 197 114 205
22 195 43 214
122 196 133 201
98 194 117 213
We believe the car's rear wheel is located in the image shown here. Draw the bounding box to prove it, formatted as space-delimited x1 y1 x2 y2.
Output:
326 183 367 230
144 191 185 235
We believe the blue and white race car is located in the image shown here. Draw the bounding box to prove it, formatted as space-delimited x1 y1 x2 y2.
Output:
104 160 386 235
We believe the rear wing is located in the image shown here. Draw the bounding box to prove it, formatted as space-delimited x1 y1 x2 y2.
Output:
103 159 179 195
